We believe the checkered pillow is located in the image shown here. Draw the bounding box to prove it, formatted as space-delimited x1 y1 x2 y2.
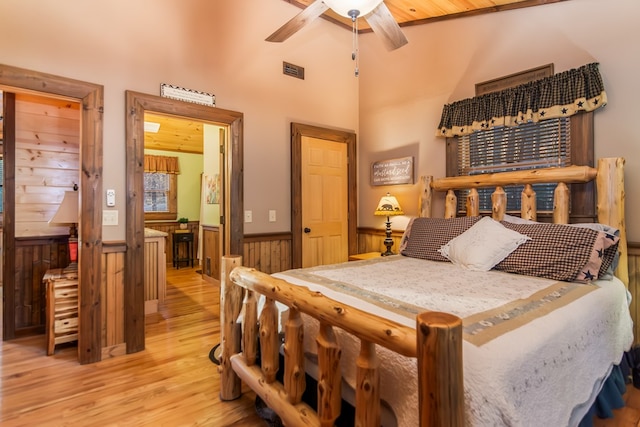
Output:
495 222 619 282
400 216 482 262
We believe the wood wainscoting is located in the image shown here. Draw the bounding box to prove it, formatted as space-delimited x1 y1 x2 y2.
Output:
243 233 292 274
10 236 69 337
101 242 126 359
144 221 199 266
357 227 405 255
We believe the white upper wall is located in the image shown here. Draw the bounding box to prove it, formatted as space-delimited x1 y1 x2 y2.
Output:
358 0 640 241
0 0 359 238
2 0 639 241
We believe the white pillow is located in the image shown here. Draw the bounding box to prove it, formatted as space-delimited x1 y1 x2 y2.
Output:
438 216 531 271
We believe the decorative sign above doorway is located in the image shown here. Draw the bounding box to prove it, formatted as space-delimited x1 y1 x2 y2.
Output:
160 83 215 107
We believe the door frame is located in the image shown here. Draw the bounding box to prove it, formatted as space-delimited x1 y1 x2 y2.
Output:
291 122 357 269
125 91 243 353
0 64 104 364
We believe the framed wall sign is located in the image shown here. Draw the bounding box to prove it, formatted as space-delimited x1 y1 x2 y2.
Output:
371 156 414 186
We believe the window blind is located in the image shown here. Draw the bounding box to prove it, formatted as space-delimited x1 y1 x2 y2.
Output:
457 117 571 213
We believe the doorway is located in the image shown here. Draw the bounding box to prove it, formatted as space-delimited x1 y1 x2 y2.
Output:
0 64 103 364
125 91 243 353
291 122 357 269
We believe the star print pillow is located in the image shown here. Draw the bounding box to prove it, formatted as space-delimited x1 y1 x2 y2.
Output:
494 222 619 283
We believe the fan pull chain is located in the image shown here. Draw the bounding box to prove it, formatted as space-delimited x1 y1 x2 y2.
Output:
349 9 360 77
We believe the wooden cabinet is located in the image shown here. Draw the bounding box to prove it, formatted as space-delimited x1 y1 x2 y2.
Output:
201 225 221 281
43 269 78 356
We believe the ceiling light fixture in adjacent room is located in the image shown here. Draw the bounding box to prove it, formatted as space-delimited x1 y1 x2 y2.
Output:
144 121 160 133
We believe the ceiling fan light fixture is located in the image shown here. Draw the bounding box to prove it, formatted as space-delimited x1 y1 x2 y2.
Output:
322 0 383 18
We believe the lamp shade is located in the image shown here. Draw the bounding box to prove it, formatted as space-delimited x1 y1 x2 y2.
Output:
49 191 79 224
323 0 383 18
374 193 403 216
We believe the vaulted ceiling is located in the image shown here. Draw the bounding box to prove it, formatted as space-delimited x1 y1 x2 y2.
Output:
143 0 566 154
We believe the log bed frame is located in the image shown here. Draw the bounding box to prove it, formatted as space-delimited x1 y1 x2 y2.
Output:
219 157 627 427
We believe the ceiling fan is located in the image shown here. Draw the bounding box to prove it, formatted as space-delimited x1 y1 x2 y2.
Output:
266 0 408 52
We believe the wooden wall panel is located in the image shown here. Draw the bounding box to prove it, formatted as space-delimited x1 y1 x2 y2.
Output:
101 245 126 359
13 237 68 336
243 234 292 274
14 93 80 238
356 228 404 255
144 221 199 266
202 226 220 280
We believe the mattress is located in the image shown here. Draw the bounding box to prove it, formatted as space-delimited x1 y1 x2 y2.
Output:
271 255 633 427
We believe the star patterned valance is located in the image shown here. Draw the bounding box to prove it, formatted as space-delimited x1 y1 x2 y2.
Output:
436 63 607 138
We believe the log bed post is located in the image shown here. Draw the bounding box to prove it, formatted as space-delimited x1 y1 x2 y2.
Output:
491 186 506 221
553 182 570 224
219 255 243 401
597 157 628 285
417 311 464 427
521 184 537 221
284 308 305 404
356 340 380 427
317 322 343 427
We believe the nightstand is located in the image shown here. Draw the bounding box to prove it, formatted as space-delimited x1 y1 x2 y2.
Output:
173 231 194 269
43 268 79 356
348 252 384 261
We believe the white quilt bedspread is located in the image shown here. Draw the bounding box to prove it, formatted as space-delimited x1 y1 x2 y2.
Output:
272 255 633 427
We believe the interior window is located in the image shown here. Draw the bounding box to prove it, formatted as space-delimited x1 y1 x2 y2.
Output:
144 172 177 220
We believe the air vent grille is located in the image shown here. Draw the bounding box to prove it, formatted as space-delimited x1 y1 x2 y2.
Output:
283 62 305 80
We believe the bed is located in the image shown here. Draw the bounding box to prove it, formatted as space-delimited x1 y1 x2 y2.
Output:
218 157 632 426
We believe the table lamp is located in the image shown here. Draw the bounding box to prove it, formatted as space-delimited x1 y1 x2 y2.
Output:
374 192 404 256
49 189 79 273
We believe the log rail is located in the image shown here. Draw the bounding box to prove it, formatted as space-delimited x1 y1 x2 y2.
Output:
219 256 464 426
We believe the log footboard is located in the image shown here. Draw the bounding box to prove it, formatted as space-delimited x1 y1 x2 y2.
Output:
219 256 464 427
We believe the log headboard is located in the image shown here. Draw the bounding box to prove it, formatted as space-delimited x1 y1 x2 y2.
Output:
418 157 627 286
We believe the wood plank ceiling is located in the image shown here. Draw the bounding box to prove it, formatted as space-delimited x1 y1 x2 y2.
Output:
282 0 567 31
144 112 204 154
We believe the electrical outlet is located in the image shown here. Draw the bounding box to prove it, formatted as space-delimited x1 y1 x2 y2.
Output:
244 210 252 223
269 210 276 222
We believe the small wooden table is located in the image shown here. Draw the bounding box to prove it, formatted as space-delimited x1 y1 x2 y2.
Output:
173 231 194 269
348 252 384 261
43 268 79 356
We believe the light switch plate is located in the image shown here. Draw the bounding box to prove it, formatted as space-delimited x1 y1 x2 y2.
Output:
103 210 118 226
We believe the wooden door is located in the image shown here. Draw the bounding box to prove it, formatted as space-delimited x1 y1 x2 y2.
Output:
301 137 348 267
290 123 357 269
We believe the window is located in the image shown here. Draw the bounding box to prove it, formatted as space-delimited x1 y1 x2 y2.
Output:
144 154 179 220
447 112 595 221
456 117 570 213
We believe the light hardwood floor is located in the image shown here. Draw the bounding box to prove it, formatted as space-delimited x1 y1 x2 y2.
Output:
1 266 639 426
0 266 264 426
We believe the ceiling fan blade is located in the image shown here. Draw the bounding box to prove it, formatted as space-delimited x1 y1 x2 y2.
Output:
266 0 329 43
364 2 408 51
